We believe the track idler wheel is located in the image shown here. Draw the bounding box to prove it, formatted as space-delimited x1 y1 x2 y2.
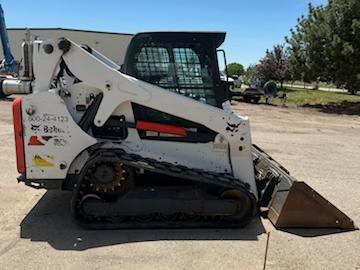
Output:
220 189 255 222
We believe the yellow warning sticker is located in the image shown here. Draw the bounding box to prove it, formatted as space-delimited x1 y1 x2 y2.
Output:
33 154 54 167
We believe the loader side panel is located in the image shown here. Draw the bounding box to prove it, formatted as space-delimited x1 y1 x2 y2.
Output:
59 84 233 177
21 92 97 180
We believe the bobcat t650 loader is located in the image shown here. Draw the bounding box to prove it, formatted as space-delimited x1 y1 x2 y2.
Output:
2 32 356 229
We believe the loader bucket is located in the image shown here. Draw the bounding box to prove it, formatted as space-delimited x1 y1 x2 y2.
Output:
268 181 356 229
252 144 356 230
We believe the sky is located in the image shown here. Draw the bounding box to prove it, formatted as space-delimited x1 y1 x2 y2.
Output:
1 0 327 68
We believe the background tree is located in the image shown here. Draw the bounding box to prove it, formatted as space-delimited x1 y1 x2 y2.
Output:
254 44 293 88
325 0 360 94
286 4 333 85
243 64 256 85
287 0 360 94
226 62 245 76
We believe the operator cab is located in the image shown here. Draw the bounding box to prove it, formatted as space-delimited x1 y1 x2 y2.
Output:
122 32 226 108
119 32 227 142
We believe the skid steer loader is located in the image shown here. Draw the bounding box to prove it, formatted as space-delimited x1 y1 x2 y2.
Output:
3 31 356 229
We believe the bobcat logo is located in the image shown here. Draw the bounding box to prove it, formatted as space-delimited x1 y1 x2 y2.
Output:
31 124 41 131
226 122 241 133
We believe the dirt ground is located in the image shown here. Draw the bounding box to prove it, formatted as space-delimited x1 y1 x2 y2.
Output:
0 99 359 270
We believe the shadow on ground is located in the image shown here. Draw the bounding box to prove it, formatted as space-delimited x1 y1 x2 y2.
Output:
20 191 266 251
230 100 279 107
303 101 360 116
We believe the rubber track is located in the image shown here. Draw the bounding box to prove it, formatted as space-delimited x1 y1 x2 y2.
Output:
71 149 258 229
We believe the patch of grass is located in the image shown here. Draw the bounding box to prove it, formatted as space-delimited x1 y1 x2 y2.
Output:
273 87 360 106
288 81 338 89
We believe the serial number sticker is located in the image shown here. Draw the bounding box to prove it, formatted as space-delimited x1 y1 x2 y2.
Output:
28 114 69 123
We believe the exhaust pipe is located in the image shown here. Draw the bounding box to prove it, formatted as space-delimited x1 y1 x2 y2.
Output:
0 29 33 98
0 78 31 97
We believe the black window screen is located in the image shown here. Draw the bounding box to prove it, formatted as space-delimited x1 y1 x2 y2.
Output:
133 43 216 106
135 47 175 89
173 47 215 105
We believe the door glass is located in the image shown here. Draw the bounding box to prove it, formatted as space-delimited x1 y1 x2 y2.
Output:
135 47 176 89
173 47 216 105
133 44 216 106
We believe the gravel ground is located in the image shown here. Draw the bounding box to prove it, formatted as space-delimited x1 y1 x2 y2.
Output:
0 99 359 270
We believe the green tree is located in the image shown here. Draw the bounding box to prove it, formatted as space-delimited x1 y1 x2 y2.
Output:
287 0 360 94
326 0 360 94
286 5 328 83
226 62 245 76
243 64 256 85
